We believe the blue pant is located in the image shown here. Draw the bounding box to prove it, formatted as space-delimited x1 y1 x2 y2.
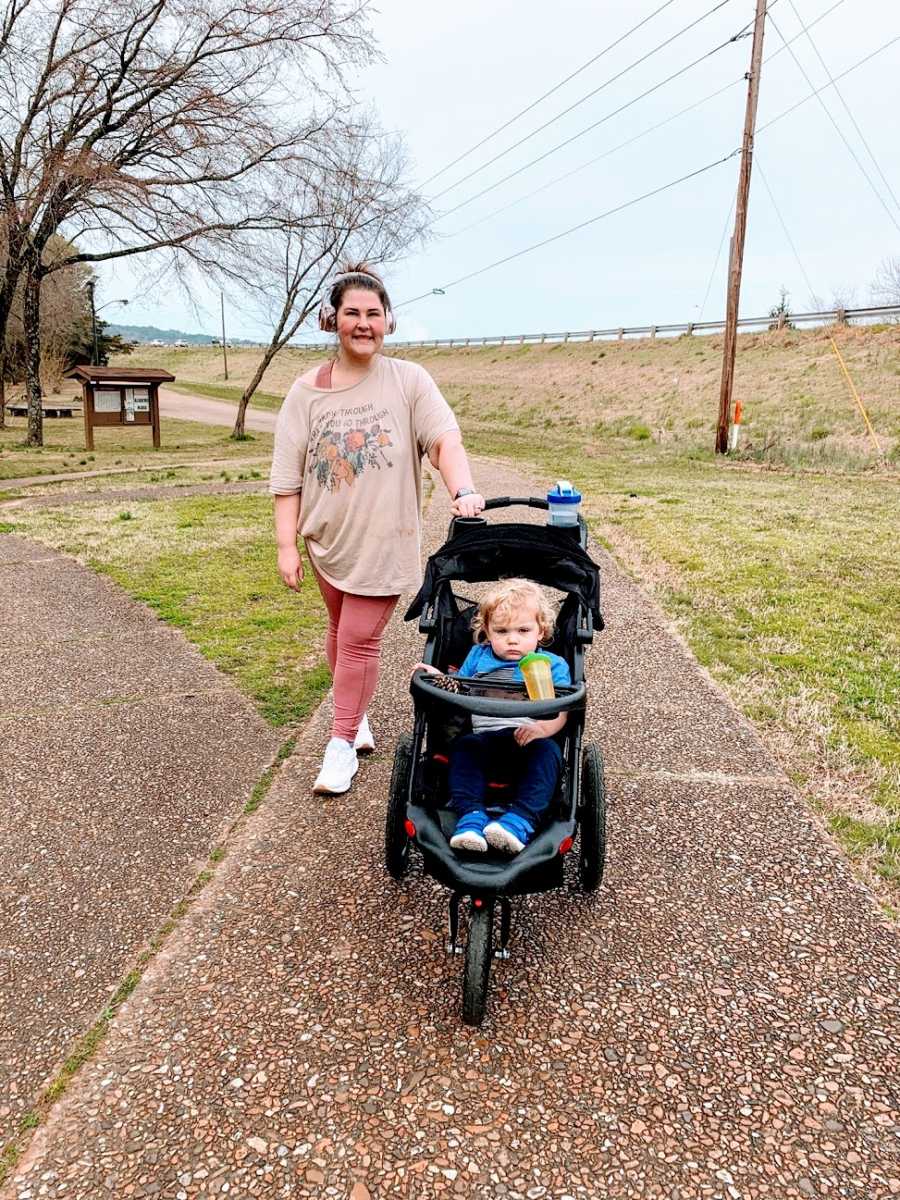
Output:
449 728 563 827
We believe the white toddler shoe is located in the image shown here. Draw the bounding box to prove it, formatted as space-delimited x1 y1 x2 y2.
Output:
353 713 375 753
313 737 358 794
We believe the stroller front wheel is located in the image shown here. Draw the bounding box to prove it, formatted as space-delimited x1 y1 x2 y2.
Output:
385 733 414 880
462 897 495 1026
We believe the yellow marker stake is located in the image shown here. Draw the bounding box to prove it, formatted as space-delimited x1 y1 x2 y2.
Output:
829 336 882 455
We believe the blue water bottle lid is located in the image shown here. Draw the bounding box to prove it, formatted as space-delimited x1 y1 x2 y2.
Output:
547 479 581 504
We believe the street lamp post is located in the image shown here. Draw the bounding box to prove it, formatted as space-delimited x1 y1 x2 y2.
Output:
87 282 99 366
86 284 129 365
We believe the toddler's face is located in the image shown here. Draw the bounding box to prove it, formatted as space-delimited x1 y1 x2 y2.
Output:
486 604 542 661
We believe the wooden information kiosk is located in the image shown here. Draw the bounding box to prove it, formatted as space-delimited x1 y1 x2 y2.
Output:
68 365 175 450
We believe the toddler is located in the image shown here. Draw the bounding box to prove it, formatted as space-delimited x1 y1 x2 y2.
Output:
416 578 571 854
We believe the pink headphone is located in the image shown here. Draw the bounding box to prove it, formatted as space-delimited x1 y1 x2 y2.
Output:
318 271 397 335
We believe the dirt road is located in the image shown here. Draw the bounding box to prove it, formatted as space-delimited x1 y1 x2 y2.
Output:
159 387 277 433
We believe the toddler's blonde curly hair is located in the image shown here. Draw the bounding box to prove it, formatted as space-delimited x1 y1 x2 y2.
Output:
471 578 556 646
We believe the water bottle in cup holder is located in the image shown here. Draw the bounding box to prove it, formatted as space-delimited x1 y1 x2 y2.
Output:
546 480 581 527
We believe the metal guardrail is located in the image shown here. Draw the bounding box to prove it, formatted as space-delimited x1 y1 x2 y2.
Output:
289 304 900 352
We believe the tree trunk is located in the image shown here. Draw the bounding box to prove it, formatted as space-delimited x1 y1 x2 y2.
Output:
24 263 44 447
232 348 277 438
0 229 27 433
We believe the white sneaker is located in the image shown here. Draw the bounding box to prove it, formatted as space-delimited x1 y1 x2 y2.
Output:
353 713 375 753
313 737 358 795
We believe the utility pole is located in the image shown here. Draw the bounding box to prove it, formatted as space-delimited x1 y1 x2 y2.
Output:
715 0 767 455
220 291 229 380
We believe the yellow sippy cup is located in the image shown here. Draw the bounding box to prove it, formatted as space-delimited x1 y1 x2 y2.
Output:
519 652 555 700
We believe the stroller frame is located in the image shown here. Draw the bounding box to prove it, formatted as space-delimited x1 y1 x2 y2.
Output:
385 497 606 1024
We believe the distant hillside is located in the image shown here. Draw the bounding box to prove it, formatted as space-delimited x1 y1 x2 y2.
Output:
107 322 261 347
119 325 900 468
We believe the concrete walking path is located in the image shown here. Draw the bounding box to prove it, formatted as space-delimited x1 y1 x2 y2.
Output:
4 460 898 1199
0 536 281 1150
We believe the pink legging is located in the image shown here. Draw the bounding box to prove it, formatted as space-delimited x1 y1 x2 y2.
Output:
312 566 399 742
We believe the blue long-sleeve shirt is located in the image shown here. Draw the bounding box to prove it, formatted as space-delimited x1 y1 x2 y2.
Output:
456 644 571 733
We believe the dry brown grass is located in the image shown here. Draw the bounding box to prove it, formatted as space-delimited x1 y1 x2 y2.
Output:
125 324 900 466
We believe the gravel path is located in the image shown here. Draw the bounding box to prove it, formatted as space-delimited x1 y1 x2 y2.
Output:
0 536 281 1149
5 460 898 1200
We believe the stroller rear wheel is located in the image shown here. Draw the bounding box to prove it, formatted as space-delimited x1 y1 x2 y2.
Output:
385 733 414 880
462 898 495 1026
579 743 607 893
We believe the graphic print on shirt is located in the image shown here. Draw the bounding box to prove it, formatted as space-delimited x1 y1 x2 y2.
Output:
308 401 394 492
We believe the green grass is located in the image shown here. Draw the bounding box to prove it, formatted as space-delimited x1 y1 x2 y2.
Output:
7 325 898 902
461 415 900 902
0 412 273 482
2 493 329 726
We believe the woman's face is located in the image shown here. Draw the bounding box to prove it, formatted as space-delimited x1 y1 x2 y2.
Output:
336 287 387 363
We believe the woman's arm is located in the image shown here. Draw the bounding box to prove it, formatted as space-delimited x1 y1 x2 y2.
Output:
428 430 485 517
274 493 303 591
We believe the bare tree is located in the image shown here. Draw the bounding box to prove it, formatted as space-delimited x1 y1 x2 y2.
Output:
0 0 374 444
227 129 428 437
872 256 900 306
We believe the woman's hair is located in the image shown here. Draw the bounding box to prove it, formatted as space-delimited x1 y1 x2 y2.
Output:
328 262 391 316
471 578 556 646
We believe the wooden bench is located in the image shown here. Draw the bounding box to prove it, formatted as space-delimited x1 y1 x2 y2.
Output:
5 401 80 419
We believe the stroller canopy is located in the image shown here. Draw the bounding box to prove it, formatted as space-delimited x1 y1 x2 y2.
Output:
405 522 602 627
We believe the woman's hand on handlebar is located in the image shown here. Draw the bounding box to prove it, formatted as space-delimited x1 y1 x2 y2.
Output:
412 662 442 678
277 545 304 591
450 491 485 518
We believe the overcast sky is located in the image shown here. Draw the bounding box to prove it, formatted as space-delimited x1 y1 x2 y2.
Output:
103 0 900 342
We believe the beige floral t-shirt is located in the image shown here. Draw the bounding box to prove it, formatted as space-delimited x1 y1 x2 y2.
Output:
269 354 459 594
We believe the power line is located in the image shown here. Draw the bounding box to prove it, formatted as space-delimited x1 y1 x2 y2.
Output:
417 0 681 190
428 0 738 204
395 150 740 309
766 13 900 235
435 24 747 222
396 27 899 315
755 156 818 301
698 195 735 321
785 0 900 215
446 81 748 237
758 29 900 136
443 0 846 239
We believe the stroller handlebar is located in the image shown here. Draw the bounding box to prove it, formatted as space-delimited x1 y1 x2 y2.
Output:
481 495 549 511
410 669 586 719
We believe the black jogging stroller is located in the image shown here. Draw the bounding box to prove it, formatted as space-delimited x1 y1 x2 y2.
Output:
383 496 606 1025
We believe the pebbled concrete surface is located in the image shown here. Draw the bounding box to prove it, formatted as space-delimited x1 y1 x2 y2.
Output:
0 537 281 1144
4 464 898 1200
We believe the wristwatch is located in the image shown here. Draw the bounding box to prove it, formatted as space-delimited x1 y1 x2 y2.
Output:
454 487 476 500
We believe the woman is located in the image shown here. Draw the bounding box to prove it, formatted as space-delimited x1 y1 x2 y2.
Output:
270 264 485 795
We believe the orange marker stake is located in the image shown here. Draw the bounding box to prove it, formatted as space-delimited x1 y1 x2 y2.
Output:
728 398 743 451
